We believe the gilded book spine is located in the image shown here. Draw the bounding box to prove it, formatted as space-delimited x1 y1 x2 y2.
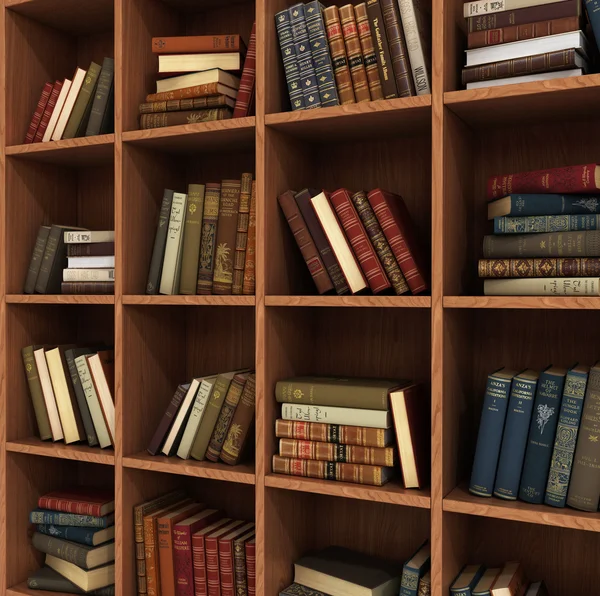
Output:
221 374 256 465
146 82 224 103
495 214 600 234
139 108 231 129
232 174 253 295
355 3 384 100
213 180 241 294
197 183 221 294
323 6 356 104
478 258 600 278
233 532 252 596
139 95 232 113
366 0 399 98
339 4 372 102
279 438 395 466
242 182 257 295
275 8 306 110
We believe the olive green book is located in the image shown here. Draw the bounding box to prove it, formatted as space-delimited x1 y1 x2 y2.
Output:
22 345 52 440
62 61 102 139
179 184 206 295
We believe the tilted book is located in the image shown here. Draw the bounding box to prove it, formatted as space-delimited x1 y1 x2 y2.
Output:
398 0 432 95
197 183 221 294
233 24 257 117
159 191 188 295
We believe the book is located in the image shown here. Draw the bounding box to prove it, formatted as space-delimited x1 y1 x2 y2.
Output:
52 68 86 141
158 53 243 73
494 369 540 500
86 57 114 136
398 0 432 95
466 68 583 89
418 571 431 596
233 528 255 596
146 82 238 103
22 345 52 440
197 183 221 294
28 566 114 594
161 380 199 456
276 7 306 111
147 189 174 294
36 524 115 547
233 23 257 117
367 0 399 98
63 61 102 139
179 183 206 295
43 78 72 142
465 0 566 18
34 80 63 142
519 367 568 503
232 173 253 295
206 520 246 595
279 438 395 466
140 108 232 129
545 364 589 507
213 179 241 294
65 348 98 447
139 95 234 114
484 277 600 296
355 3 384 100
44 556 114 592
24 82 53 143
400 542 430 596
87 352 115 446
68 242 115 257
147 384 188 455
339 4 372 103
61 282 115 295
221 373 257 465
192 518 234 596
482 230 600 258
451 565 486 595
159 191 187 295
381 0 415 97
280 584 329 596
65 231 114 243
587 0 600 56
218 522 255 596
473 568 502 596
470 368 518 497
24 225 51 293
152 34 245 54
488 194 600 219
63 269 114 283
156 69 240 94
323 5 356 104
32 533 114 570
34 347 64 441
490 562 527 596
294 546 402 596
31 510 114 528
242 180 257 295
246 538 256 596
282 402 391 428
39 488 114 517
67 255 115 268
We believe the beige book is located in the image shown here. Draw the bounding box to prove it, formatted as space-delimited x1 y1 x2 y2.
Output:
491 562 527 596
484 277 600 296
87 353 115 446
51 68 86 141
160 191 188 295
162 379 201 456
179 184 206 295
34 347 63 441
43 78 71 142
46 555 114 592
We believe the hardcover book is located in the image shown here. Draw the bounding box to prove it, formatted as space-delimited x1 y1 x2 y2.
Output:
217 522 255 596
87 351 115 446
179 183 206 295
400 542 430 596
65 348 98 447
191 517 232 595
28 566 114 594
36 523 115 547
246 538 256 595
233 528 255 596
242 180 257 295
35 347 64 441
155 69 240 94
276 7 306 110
487 194 600 219
38 488 114 517
478 258 600 278
279 438 395 466
34 80 63 142
197 183 221 294
366 0 399 98
44 78 72 141
65 229 114 243
24 225 51 294
483 231 600 259
44 556 115 592
32 532 115 570
355 3 384 99
161 381 199 456
213 179 241 294
494 214 600 234
146 82 238 103
398 0 432 95
221 373 257 465
451 565 486 595
22 345 52 440
484 277 600 296
158 52 243 73
62 62 102 139
281 402 392 428
339 4 372 102
139 108 232 129
280 584 329 596
152 34 246 54
52 68 87 141
24 82 53 143
139 95 234 114
233 23 257 118
30 510 114 528
233 173 253 295
490 562 527 596
473 568 501 596
86 57 114 136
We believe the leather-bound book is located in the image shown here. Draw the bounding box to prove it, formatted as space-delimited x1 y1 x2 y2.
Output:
33 81 62 143
206 521 246 596
478 258 600 278
245 538 256 596
355 3 384 100
147 189 175 294
28 566 110 594
86 57 114 136
221 374 256 466
323 6 356 104
213 180 241 294
197 183 221 294
366 0 399 98
65 348 98 447
398 0 432 95
24 82 53 143
61 281 114 295
233 528 254 596
147 385 188 455
275 8 306 110
147 82 238 103
279 438 395 466
63 62 102 139
140 95 234 114
219 522 255 596
233 174 253 295
418 571 432 596
482 231 600 259
233 23 257 118
31 532 114 570
242 181 257 295
339 5 372 103
400 542 430 596
37 491 114 519
140 108 232 130
180 184 206 295
24 225 51 294
22 345 52 440
489 562 527 596
153 34 245 53
192 518 232 596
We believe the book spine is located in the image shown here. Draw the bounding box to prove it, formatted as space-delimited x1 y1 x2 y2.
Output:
61 281 114 295
24 82 53 143
63 269 114 282
323 6 356 104
213 180 241 295
275 8 306 110
153 34 244 53
242 181 257 295
494 214 600 234
355 3 384 100
367 0 399 98
280 438 395 466
63 62 102 139
233 535 250 596
485 277 600 296
35 225 63 294
99 80 114 134
281 402 389 428
146 82 222 103
67 242 115 257
400 567 420 596
24 226 51 294
140 95 232 114
494 377 538 500
218 539 236 596
36 523 96 546
34 81 62 142
233 23 257 118
65 350 99 447
478 258 600 278
193 534 209 596
380 0 415 97
221 375 256 466
490 194 600 217
469 373 514 497
272 455 392 486
30 510 110 528
147 190 174 294
31 533 88 568
339 4 372 103
38 496 104 517
197 183 221 295
519 371 567 503
139 108 231 129
482 231 600 258
275 419 390 447
245 540 255 596
232 174 253 295
173 525 195 596
180 184 206 295
144 516 160 596
22 346 52 440
205 536 221 596
546 369 588 507
586 0 600 53
465 0 557 17
86 57 115 136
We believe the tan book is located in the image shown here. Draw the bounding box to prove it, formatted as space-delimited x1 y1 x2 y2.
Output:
232 174 253 295
491 562 528 596
52 68 86 141
484 278 600 296
45 555 114 592
43 78 71 142
23 345 52 441
160 191 188 295
162 379 201 456
179 184 206 295
87 351 115 446
34 347 63 441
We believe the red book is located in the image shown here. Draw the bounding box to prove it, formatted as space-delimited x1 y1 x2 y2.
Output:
218 522 254 596
24 82 53 144
487 163 600 200
233 22 256 118
192 518 232 596
367 189 428 294
245 538 256 596
330 188 391 294
33 80 63 143
205 520 245 596
38 487 114 517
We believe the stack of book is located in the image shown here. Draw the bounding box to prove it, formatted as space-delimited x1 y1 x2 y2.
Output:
273 377 429 488
147 175 256 296
27 488 115 595
147 371 256 466
134 490 255 596
480 163 600 296
141 25 257 129
279 188 427 295
462 0 589 89
276 1 431 112
22 345 115 448
470 362 600 512
24 58 114 143
451 562 547 596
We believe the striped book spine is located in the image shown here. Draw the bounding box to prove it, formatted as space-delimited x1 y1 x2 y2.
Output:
275 9 306 110
495 214 600 234
232 23 256 118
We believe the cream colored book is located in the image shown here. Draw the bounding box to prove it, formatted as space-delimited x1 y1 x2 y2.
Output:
158 53 242 73
162 379 200 456
43 78 71 142
159 191 188 295
464 0 561 18
490 562 527 596
46 555 115 591
467 69 584 91
156 68 240 94
397 0 431 95
87 353 115 446
484 278 600 296
33 347 63 441
51 68 86 141
281 403 391 429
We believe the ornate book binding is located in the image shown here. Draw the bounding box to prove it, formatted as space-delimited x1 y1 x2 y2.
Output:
25 82 53 143
213 180 241 295
233 23 257 118
139 108 232 129
354 3 384 100
233 174 253 295
478 257 600 278
339 4 372 103
366 0 399 98
275 8 306 110
242 181 257 295
221 374 256 466
146 82 230 103
279 438 395 466
34 81 63 142
197 183 221 294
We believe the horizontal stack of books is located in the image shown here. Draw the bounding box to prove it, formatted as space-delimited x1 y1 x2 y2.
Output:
147 370 256 466
22 344 115 448
274 377 429 488
462 0 589 89
134 490 255 596
471 363 600 512
480 163 600 296
24 58 114 143
27 487 115 594
279 188 427 295
147 175 256 296
276 1 431 112
451 562 547 596
141 25 257 129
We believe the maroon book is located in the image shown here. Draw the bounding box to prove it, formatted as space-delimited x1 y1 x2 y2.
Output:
218 523 254 596
24 82 53 144
245 538 256 596
38 487 114 517
33 80 63 143
233 22 256 118
147 384 188 455
193 518 232 596
205 520 245 596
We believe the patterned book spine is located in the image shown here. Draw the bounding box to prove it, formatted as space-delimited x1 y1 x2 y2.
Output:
197 183 221 294
144 515 161 596
462 48 582 86
488 194 600 218
180 184 206 296
205 535 221 596
279 438 395 466
242 182 257 295
139 108 231 129
272 455 393 486
290 3 322 109
146 82 224 103
478 258 600 278
193 533 209 596
495 214 600 234
218 538 236 596
323 6 356 104
139 95 232 114
233 533 252 596
482 231 600 259
213 180 241 294
355 3 384 100
232 174 253 295
484 277 600 296
173 525 195 596
29 510 112 528
38 496 107 517
152 35 245 53
221 375 256 466
275 9 306 110
233 23 257 118
339 4 372 102
367 0 399 98
31 533 88 568
24 82 53 143
36 524 100 546
34 81 62 142
245 540 255 596
418 574 431 596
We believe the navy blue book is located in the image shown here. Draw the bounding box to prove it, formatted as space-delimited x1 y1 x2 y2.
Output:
519 366 568 504
30 509 114 528
37 523 115 546
400 541 430 596
275 8 306 110
587 0 600 58
488 194 600 220
545 364 590 508
450 564 486 595
493 369 539 500
469 368 518 497
472 567 501 596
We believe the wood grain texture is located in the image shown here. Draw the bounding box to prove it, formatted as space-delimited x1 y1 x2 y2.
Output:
6 135 115 165
6 294 115 304
444 296 600 309
123 295 255 306
6 438 115 465
265 296 431 307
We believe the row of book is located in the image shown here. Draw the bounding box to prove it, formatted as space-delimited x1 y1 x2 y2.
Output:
23 344 115 448
451 562 547 596
147 371 256 466
134 490 255 596
276 0 431 113
274 377 428 488
27 487 115 594
279 188 427 295
25 225 115 295
471 363 600 512
25 58 114 144
147 176 256 296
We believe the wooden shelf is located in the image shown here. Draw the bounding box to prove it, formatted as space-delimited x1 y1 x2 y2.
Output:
123 295 255 306
265 295 431 308
7 583 55 596
443 296 600 310
6 438 115 465
6 294 115 304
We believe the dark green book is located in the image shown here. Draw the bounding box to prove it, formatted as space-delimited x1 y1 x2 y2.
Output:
86 57 114 136
65 347 98 447
28 566 115 595
146 189 174 294
100 82 114 134
31 532 114 570
22 345 52 440
280 584 330 595
24 225 51 294
63 61 102 139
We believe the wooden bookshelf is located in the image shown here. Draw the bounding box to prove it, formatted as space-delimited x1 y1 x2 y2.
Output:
0 0 599 595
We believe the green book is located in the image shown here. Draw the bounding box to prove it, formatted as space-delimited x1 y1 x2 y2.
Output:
179 184 206 295
22 345 52 440
86 57 114 136
62 61 102 139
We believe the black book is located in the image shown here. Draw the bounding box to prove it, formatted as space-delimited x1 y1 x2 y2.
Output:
146 189 174 294
86 57 115 137
24 225 51 294
27 566 115 595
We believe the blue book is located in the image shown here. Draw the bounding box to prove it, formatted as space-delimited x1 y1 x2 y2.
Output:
472 567 501 596
469 368 518 497
289 3 321 110
494 214 600 234
545 364 589 508
30 509 114 528
305 1 340 107
275 8 306 111
488 194 600 219
400 541 430 596
586 0 600 59
450 564 486 595
519 366 568 504
493 369 540 500
37 523 115 546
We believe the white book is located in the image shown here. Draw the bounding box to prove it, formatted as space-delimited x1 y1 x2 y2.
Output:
466 31 588 67
33 348 63 441
177 376 217 459
87 354 115 446
63 269 115 282
51 68 86 141
159 192 188 295
464 0 561 18
64 231 115 244
159 53 242 73
67 256 115 269
281 403 391 429
466 68 583 90
484 277 600 296
156 68 241 94
162 380 200 456
43 79 71 142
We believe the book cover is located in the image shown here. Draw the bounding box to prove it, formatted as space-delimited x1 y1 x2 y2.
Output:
197 183 221 294
38 489 114 517
218 522 255 596
275 8 306 110
36 523 115 547
45 556 114 592
355 3 384 100
152 34 245 54
213 180 241 294
418 571 431 596
465 0 569 18
86 57 114 136
280 584 330 596
479 258 600 278
192 518 233 596
161 381 198 456
242 180 257 295
52 68 87 141
139 108 232 129
32 532 114 570
366 0 399 98
279 438 395 466
159 191 188 295
65 348 98 447
24 225 51 294
62 62 102 139
495 213 600 234
400 541 430 596
233 528 255 595
35 347 64 441
147 82 237 103
451 564 486 595
179 184 206 295
232 174 253 295
339 4 372 103
22 345 52 440
30 509 114 528
472 568 501 596
139 95 234 114
87 351 115 446
205 520 246 595
67 242 115 257
24 82 53 143
484 277 600 296
221 374 257 465
490 562 527 596
34 80 63 142
28 566 114 594
398 0 432 95
483 230 600 258
156 69 240 94
488 194 600 219
246 538 256 596
147 189 174 294
281 402 391 428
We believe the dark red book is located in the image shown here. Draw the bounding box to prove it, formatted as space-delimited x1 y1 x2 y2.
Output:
38 487 115 517
193 518 232 596
33 81 63 143
330 188 391 294
24 82 53 144
67 242 115 256
147 384 188 455
218 523 254 596
245 538 256 596
205 520 245 596
233 22 256 118
367 189 428 294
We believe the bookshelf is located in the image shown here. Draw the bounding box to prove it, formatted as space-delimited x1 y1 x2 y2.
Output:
1 0 599 595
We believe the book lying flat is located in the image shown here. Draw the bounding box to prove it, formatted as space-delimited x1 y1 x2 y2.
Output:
156 68 240 94
466 68 583 90
45 555 115 591
158 52 243 73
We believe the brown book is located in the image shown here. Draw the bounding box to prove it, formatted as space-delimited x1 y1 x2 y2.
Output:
366 0 399 99
139 108 232 130
152 34 246 54
179 184 206 296
339 5 372 103
24 225 51 294
146 82 238 103
221 374 256 466
232 174 253 295
147 384 189 455
212 179 241 294
380 0 415 97
355 3 384 100
483 231 600 259
67 242 114 257
87 351 115 446
490 562 527 596
139 95 235 114
279 438 395 466
323 6 356 104
242 181 257 296
61 282 114 295
24 82 53 143
197 183 221 295
478 258 600 278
